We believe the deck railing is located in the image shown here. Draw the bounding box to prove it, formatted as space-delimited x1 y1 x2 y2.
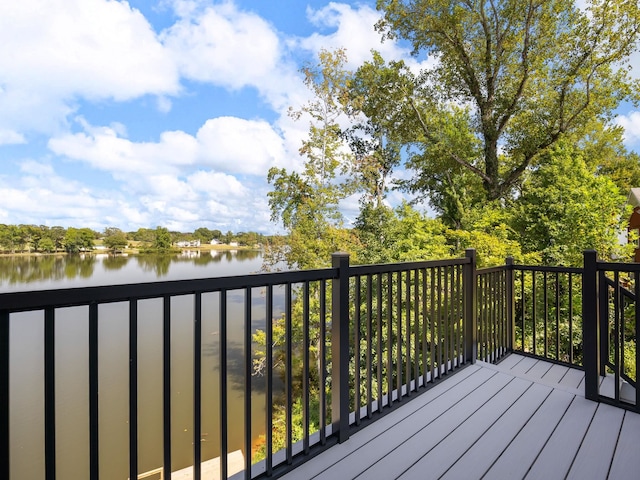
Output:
583 250 639 410
0 249 637 480
0 251 477 480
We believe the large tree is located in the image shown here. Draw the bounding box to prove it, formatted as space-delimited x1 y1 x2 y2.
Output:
267 49 358 269
376 0 640 200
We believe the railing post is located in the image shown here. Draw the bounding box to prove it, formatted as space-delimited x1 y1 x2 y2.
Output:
464 249 477 364
583 250 600 401
331 252 350 443
506 257 515 353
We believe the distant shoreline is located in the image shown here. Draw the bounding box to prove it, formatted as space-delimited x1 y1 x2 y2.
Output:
0 244 262 257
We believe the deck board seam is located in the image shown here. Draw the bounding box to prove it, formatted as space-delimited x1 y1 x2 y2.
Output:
351 370 504 479
436 380 537 479
522 394 578 480
563 402 599 480
305 366 486 479
478 359 584 397
478 386 555 479
606 411 627 480
529 360 554 379
389 373 519 480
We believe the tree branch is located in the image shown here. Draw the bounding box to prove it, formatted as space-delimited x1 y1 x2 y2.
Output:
408 96 491 184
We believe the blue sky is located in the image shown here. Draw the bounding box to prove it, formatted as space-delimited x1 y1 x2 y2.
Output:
1 0 639 235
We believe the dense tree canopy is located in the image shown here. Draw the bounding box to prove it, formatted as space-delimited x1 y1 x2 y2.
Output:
267 2 639 269
376 0 640 201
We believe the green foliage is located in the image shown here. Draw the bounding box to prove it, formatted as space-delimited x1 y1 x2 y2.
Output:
376 0 640 200
267 49 359 270
63 227 95 253
38 237 56 253
193 227 216 243
513 141 628 266
102 227 128 252
130 227 156 243
152 226 172 253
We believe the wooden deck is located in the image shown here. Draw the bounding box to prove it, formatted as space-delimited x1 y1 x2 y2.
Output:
281 354 640 480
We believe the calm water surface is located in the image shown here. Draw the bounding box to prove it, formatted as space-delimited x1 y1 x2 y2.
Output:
3 250 282 479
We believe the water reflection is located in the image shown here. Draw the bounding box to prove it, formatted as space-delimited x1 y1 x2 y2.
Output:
0 249 263 290
4 250 274 479
0 254 97 285
101 254 129 271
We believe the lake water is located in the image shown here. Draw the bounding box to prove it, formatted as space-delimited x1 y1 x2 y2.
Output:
2 250 282 479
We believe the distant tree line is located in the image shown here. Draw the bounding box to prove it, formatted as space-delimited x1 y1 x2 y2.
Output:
0 224 272 254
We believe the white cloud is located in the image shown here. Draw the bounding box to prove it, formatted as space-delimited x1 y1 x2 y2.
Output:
48 116 293 177
298 3 435 76
163 2 280 89
48 121 199 176
0 163 123 229
196 117 291 174
0 157 272 232
616 111 640 148
0 129 26 145
0 0 180 136
188 170 246 197
161 1 304 112
0 1 429 233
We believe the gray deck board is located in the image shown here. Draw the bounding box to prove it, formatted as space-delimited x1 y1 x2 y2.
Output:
525 395 597 480
356 372 513 479
397 377 531 480
541 363 570 384
608 411 640 478
558 366 584 389
482 388 573 479
440 382 553 479
525 359 554 381
566 403 625 480
279 354 640 480
315 368 497 480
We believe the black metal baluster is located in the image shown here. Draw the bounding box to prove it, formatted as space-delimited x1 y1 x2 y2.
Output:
543 272 548 358
265 285 274 473
376 274 383 413
405 271 411 394
413 269 419 387
0 309 8 480
163 296 171 479
614 271 621 402
443 267 450 372
89 302 99 480
386 272 392 404
568 273 574 364
44 307 56 480
244 287 252 475
430 268 436 381
532 272 537 356
480 272 484 362
635 271 640 409
366 275 373 418
220 291 228 479
396 272 402 400
319 280 327 444
354 276 361 424
437 267 442 376
303 282 310 453
194 293 202 480
421 270 428 384
556 272 560 361
129 300 138 480
285 283 292 464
